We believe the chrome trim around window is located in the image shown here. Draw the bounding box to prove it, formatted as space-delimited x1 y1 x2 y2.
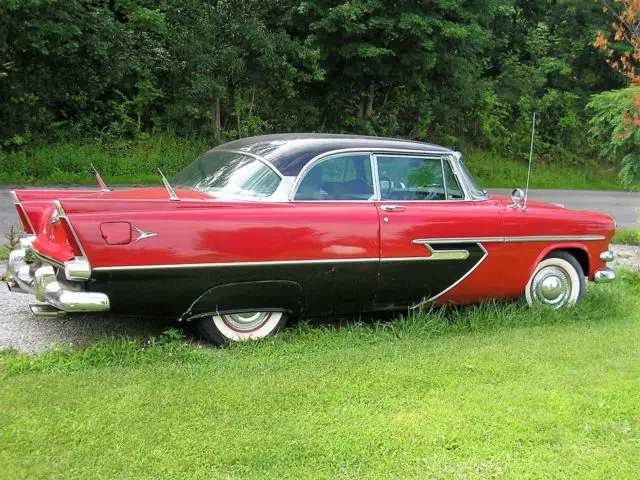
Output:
215 149 284 179
289 151 378 202
373 153 471 202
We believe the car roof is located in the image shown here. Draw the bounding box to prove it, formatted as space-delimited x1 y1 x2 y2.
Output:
212 133 454 176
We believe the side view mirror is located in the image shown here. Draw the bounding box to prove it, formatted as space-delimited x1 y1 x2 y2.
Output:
509 188 526 211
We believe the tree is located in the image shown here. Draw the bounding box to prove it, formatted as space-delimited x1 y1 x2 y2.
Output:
591 1 640 185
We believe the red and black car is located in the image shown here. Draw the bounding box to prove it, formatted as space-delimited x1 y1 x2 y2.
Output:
7 134 616 343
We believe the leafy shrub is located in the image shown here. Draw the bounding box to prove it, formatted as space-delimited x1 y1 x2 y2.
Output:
588 88 640 188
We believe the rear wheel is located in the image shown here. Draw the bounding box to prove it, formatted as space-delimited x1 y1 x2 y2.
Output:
198 311 288 345
524 252 585 309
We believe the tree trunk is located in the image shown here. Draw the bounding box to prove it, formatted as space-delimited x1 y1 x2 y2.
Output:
357 97 366 120
365 80 375 118
212 96 221 140
137 112 141 132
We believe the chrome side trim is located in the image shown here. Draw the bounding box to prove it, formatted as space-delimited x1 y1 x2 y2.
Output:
95 257 381 272
93 253 478 272
412 235 605 245
412 243 490 307
506 235 605 242
421 244 470 261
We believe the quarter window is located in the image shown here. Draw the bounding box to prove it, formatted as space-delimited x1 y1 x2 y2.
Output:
294 155 374 201
443 160 464 200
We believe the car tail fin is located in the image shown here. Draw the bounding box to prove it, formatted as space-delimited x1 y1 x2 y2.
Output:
10 191 35 234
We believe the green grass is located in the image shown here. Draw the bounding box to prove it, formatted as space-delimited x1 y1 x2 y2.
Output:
2 273 640 479
613 229 640 246
465 151 623 191
0 134 208 185
0 135 628 190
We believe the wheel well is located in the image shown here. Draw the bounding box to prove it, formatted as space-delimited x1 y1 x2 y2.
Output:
545 248 589 276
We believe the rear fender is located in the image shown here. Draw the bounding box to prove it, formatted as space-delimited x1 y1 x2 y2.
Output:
180 280 304 321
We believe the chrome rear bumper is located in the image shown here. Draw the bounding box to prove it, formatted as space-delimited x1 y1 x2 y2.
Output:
6 246 110 315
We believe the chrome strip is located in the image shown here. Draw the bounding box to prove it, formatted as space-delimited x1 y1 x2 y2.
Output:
423 243 489 304
95 257 381 272
372 153 470 202
215 149 284 179
290 151 378 201
370 153 381 201
422 243 469 261
412 235 605 245
440 158 448 200
93 252 480 272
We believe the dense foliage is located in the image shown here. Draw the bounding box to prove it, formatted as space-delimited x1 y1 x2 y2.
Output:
0 1 628 169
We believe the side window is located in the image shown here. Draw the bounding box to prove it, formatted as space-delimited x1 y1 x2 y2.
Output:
377 155 448 201
294 154 374 201
443 160 464 200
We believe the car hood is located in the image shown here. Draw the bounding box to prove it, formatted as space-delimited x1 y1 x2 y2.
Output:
491 194 567 210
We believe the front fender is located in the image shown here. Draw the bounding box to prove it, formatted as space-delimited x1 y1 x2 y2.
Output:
180 280 304 321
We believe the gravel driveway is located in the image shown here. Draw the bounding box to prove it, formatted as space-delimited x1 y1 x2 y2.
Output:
2 245 639 354
0 267 178 354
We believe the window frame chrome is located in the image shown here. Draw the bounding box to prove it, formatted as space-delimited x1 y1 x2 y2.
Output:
289 151 378 203
373 153 470 203
289 148 483 203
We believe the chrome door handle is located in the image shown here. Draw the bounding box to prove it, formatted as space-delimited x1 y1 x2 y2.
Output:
379 205 406 212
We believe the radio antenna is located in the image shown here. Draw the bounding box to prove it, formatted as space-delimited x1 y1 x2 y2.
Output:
523 111 536 211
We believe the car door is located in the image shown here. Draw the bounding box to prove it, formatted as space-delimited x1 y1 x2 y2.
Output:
374 153 505 306
290 152 380 314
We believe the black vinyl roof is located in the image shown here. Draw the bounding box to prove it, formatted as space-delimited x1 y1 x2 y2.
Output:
212 133 454 176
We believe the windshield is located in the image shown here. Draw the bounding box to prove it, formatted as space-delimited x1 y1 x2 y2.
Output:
172 151 281 198
458 159 487 199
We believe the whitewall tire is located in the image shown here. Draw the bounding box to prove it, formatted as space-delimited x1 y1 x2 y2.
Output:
198 311 287 344
524 252 585 309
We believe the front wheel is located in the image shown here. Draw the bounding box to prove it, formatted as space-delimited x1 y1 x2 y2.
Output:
198 311 288 345
524 252 585 309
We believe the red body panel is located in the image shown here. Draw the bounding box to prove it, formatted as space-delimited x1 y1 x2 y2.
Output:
57 199 380 268
22 188 616 312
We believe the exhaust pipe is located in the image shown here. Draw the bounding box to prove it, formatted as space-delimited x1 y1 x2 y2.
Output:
30 304 66 318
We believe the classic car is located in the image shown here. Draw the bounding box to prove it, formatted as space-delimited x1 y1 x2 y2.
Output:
6 133 617 344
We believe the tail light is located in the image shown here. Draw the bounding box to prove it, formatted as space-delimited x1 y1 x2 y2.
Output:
53 202 83 257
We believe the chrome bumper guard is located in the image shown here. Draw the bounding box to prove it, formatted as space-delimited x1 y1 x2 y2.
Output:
594 269 616 284
6 244 110 315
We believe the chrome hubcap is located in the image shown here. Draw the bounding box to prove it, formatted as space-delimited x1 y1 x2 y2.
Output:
531 266 571 307
221 312 270 332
